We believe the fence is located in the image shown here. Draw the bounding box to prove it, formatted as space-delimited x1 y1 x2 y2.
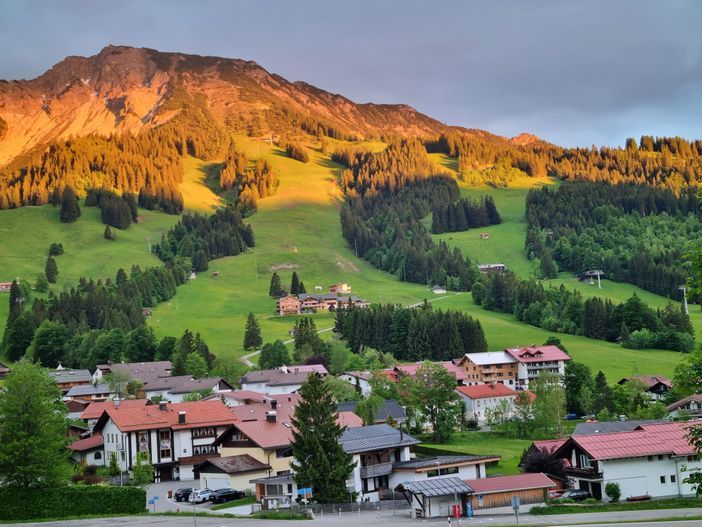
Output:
252 498 411 516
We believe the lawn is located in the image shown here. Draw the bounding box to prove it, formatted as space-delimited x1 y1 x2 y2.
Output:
531 497 702 515
210 496 256 511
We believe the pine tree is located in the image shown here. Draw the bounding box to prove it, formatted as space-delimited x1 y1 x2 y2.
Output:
243 312 263 350
59 187 81 223
104 225 114 240
540 248 558 279
291 373 354 503
298 281 306 294
191 250 208 272
45 256 58 283
7 280 22 324
593 371 614 413
294 317 324 362
269 272 283 297
290 271 301 295
172 329 195 376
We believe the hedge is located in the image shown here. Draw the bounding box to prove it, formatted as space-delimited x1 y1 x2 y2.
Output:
0 485 146 521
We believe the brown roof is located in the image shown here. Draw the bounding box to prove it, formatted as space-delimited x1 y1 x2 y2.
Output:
240 366 328 387
619 375 673 390
80 399 148 420
667 393 702 411
97 361 172 383
178 453 220 466
198 454 271 474
68 434 104 452
143 375 231 394
94 400 237 432
232 420 294 449
465 473 555 494
506 345 571 363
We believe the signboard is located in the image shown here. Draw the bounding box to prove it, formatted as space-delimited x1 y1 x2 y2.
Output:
511 496 520 511
297 487 313 496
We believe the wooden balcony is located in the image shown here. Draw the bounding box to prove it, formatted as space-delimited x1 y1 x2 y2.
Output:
360 461 393 479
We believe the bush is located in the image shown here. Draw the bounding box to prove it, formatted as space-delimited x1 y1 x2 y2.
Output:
49 242 64 256
285 142 310 163
583 497 599 504
605 482 621 503
0 486 146 521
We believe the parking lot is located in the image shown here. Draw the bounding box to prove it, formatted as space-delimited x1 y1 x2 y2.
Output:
146 481 215 513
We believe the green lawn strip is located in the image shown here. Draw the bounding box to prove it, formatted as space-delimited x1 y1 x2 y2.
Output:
531 497 702 515
0 513 146 524
155 510 309 520
210 495 256 510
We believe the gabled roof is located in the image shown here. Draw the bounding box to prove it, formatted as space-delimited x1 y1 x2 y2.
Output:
667 394 702 411
97 361 172 383
461 352 516 366
198 454 270 475
80 399 148 421
143 375 231 394
465 473 555 494
393 455 499 470
232 394 300 422
573 419 667 436
394 361 468 381
240 367 327 387
66 383 113 397
229 420 294 449
337 400 407 422
93 400 237 433
338 411 364 428
342 371 372 381
68 434 104 452
456 384 516 399
505 345 571 363
618 375 672 390
203 390 269 404
396 477 472 497
530 439 566 453
340 424 420 454
48 368 93 384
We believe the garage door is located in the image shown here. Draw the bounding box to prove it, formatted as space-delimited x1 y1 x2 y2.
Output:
204 476 230 490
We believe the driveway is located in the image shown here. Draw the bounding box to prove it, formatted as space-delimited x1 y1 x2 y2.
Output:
145 480 215 513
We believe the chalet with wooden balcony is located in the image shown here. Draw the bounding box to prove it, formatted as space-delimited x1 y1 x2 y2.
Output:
456 352 518 386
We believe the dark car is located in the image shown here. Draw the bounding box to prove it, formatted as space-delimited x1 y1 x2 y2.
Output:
562 489 591 501
210 488 246 503
174 488 194 502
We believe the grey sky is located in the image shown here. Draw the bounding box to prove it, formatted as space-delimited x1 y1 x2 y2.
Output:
1 0 701 146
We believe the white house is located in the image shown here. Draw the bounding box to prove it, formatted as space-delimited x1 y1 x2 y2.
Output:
339 371 373 396
65 382 115 402
240 365 328 395
197 454 271 491
667 394 702 418
390 454 499 490
505 345 571 388
555 421 702 502
456 383 517 424
92 400 237 482
68 435 106 466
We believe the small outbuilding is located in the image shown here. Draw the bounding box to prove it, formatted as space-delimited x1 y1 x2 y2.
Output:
197 454 271 492
464 473 555 510
68 434 105 466
431 285 447 294
395 477 473 518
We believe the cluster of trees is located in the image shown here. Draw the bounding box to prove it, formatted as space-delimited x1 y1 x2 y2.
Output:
59 187 81 223
431 195 500 234
284 141 310 163
473 272 694 351
268 270 306 297
85 188 139 229
336 139 478 290
335 303 487 361
155 206 254 271
525 181 700 298
218 142 279 215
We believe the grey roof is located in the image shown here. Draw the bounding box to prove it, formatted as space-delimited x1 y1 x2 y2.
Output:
241 368 318 387
143 375 229 394
574 419 668 436
393 455 497 470
99 361 172 383
250 473 295 485
340 424 420 454
198 454 270 475
48 369 93 384
66 383 112 397
298 293 338 301
337 400 407 422
395 477 472 497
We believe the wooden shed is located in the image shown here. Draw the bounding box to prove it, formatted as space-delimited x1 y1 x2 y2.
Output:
464 473 555 510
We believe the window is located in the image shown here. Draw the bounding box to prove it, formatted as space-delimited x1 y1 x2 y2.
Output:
138 431 149 453
94 451 102 460
660 476 666 484
658 455 664 460
671 475 677 483
579 454 591 469
647 456 654 462
427 470 439 478
159 430 171 459
192 444 217 456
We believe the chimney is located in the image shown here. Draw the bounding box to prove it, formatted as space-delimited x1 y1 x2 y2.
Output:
281 365 288 374
178 411 186 425
266 411 277 423
113 397 121 408
159 402 167 411
271 399 278 410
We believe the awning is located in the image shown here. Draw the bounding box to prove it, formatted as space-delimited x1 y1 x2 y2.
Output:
395 477 473 497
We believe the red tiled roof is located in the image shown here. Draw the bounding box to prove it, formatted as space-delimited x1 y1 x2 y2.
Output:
68 434 104 451
505 345 571 363
457 384 516 399
338 411 363 428
97 400 236 432
531 439 565 453
523 390 537 403
80 399 148 420
394 361 468 381
620 375 672 389
465 473 555 494
568 421 696 460
234 420 294 449
232 395 300 422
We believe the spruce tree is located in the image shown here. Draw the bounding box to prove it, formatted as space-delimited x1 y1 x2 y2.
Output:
172 329 195 376
7 280 22 323
45 256 58 283
290 271 301 295
269 272 283 297
59 187 81 223
294 317 324 362
243 312 263 351
298 281 306 294
191 250 209 272
540 248 558 279
291 373 354 503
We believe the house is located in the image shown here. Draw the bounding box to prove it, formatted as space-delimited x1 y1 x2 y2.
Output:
92 400 237 482
203 390 268 407
520 439 568 488
94 361 172 384
298 293 339 312
431 285 447 294
478 263 507 273
0 362 10 379
578 270 604 282
337 295 370 309
391 361 469 386
142 375 233 402
276 295 301 316
505 345 571 388
396 477 473 518
337 400 408 426
329 283 352 294
0 282 12 292
338 371 373 396
456 352 519 386
197 454 271 492
80 399 148 428
65 398 91 420
667 394 702 418
391 454 498 490
68 435 105 467
553 421 702 501
573 419 667 436
65 382 115 402
240 365 328 395
456 384 517 424
341 424 421 501
618 375 672 401
250 473 299 510
48 366 93 395
465 473 555 510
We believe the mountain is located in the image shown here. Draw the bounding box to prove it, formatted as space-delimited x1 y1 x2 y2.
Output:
0 45 448 166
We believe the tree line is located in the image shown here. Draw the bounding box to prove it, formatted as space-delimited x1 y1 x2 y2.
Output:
431 195 501 234
218 141 279 215
472 271 694 351
525 181 700 299
336 139 478 290
155 206 254 271
334 302 487 361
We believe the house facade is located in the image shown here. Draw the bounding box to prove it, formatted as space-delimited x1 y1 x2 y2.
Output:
506 346 571 388
339 371 373 396
618 375 672 401
667 394 702 418
68 435 105 466
240 365 328 395
276 296 301 316
93 400 237 482
456 384 517 424
49 366 93 395
141 376 233 402
197 454 271 491
456 352 518 386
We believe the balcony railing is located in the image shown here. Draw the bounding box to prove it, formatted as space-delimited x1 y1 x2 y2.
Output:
565 467 603 480
360 462 393 479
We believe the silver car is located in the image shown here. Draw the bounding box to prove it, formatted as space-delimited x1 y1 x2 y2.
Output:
189 488 213 503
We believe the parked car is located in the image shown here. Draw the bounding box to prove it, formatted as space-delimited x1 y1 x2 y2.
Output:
174 488 194 502
548 489 565 500
210 488 246 503
189 489 214 503
562 489 591 501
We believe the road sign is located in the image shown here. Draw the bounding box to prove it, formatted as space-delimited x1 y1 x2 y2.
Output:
148 499 154 505
511 496 520 511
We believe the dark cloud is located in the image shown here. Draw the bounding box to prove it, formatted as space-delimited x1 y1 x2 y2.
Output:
1 0 700 146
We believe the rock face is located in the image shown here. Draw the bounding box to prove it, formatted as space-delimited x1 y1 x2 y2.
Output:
0 46 447 166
